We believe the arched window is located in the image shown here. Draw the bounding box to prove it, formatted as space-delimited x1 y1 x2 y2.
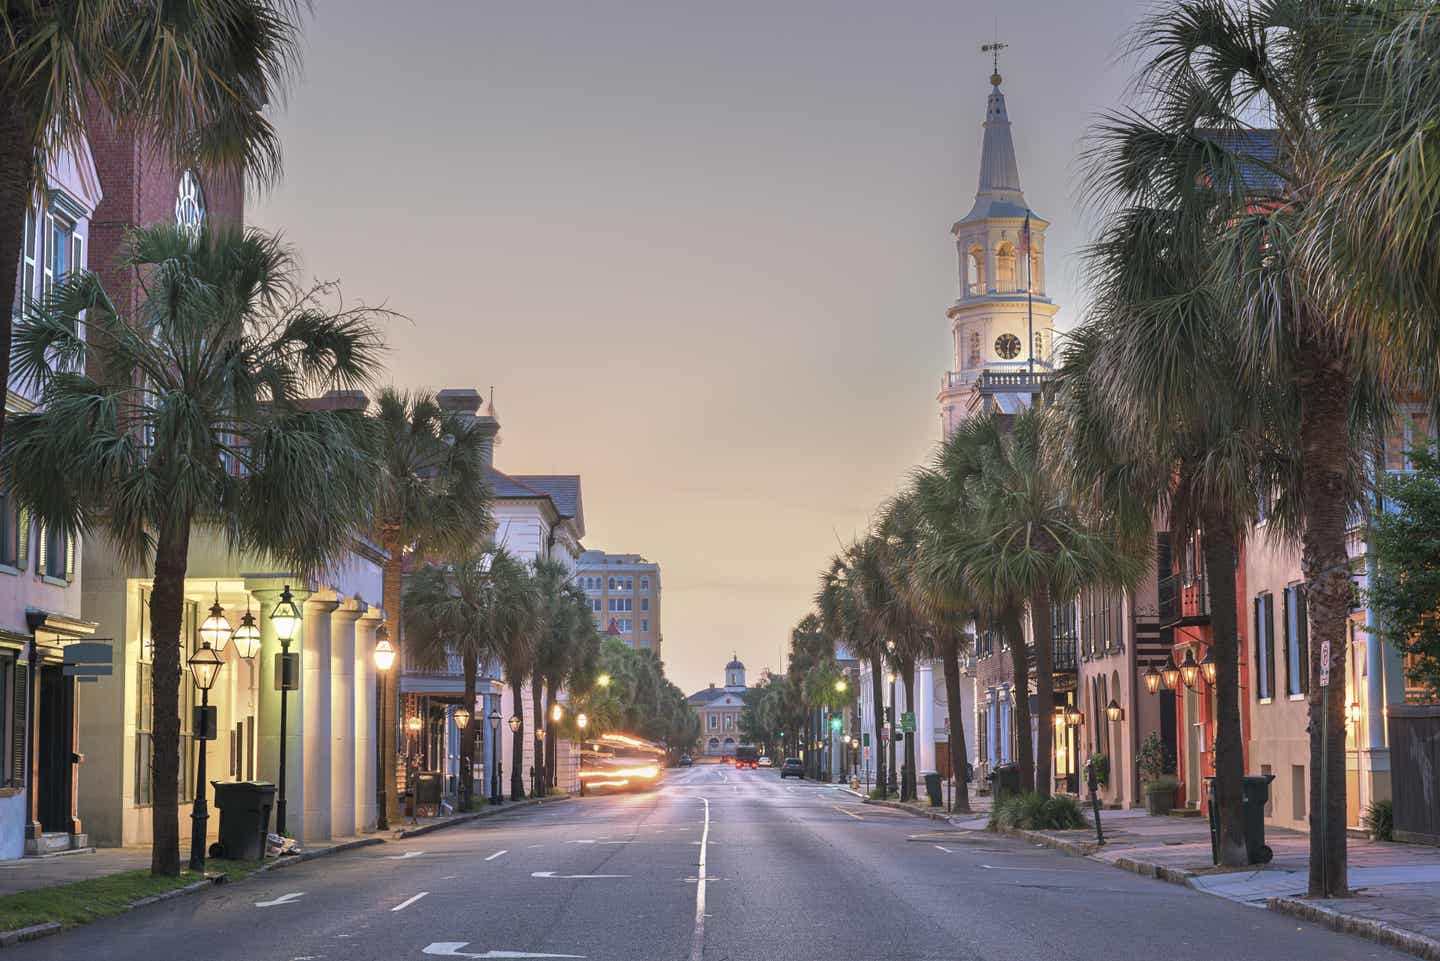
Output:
966 245 985 296
995 242 1017 292
968 329 982 368
1029 242 1044 293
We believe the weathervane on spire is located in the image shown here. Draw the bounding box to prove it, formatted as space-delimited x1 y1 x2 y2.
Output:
981 38 1008 86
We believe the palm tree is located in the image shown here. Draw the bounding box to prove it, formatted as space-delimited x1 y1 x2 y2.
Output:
1086 1 1411 890
818 553 889 796
490 563 540 800
894 486 977 814
3 224 382 875
531 558 593 795
371 389 491 822
941 409 1143 798
404 550 531 812
0 0 303 449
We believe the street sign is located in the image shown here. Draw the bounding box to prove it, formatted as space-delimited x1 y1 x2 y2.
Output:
1319 640 1331 687
900 712 916 733
862 733 870 747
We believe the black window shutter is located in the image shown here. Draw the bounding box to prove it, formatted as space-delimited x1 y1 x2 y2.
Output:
1264 593 1277 700
1282 588 1293 696
1253 597 1264 699
1297 586 1310 695
11 662 27 787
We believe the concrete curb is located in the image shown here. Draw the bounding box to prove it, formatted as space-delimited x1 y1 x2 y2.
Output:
1108 854 1197 887
0 832 387 948
862 798 959 823
1268 897 1440 961
396 796 572 839
991 824 1102 858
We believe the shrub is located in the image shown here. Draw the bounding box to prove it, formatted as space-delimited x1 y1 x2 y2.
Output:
1086 752 1110 787
1135 732 1175 783
1143 773 1180 794
1364 799 1394 841
991 791 1088 831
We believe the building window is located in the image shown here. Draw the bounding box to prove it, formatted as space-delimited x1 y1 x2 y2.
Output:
136 591 196 806
640 619 648 633
966 245 985 295
640 576 650 591
608 598 632 613
617 619 633 633
968 329 982 368
995 242 1017 292
0 492 19 568
724 715 734 731
709 714 718 730
1283 584 1309 697
1254 592 1275 701
640 598 649 612
1385 408 1434 472
589 599 601 612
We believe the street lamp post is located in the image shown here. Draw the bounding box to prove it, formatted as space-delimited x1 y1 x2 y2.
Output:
488 709 502 805
373 628 395 830
454 704 472 810
576 713 588 796
507 714 522 801
269 585 302 837
886 668 899 796
186 639 224 872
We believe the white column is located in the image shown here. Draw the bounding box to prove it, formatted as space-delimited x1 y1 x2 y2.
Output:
355 613 380 830
302 593 339 842
330 601 363 839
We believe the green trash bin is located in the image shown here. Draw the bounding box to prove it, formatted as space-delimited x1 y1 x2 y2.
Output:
988 763 1020 803
1204 775 1276 865
210 780 275 861
924 772 943 807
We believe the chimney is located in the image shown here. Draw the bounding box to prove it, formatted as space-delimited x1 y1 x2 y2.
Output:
437 387 499 468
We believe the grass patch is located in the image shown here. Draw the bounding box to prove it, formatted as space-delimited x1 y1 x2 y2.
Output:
0 858 265 932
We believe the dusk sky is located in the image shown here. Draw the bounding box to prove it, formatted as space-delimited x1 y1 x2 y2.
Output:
252 0 1150 695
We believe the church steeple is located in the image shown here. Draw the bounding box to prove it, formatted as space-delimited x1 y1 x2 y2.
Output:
977 75 1023 200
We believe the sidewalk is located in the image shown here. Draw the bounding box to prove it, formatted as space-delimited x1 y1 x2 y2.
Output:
393 794 570 838
1010 808 1440 959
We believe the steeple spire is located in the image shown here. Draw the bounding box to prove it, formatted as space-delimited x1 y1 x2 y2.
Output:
977 70 1023 199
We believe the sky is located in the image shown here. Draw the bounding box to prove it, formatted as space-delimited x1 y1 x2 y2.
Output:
251 0 1151 696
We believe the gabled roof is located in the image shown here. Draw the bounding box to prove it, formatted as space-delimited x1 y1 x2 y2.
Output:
485 466 558 506
688 686 742 706
509 474 584 538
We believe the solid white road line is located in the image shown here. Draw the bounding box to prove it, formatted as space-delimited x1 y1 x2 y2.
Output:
689 797 711 961
485 850 508 861
392 891 429 912
934 845 954 853
833 804 863 820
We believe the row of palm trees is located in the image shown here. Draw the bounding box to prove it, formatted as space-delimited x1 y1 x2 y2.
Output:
405 551 600 812
797 0 1440 898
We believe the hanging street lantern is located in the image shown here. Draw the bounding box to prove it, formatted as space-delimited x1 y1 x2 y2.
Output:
1200 648 1217 686
373 630 396 672
231 600 262 660
1179 649 1201 690
508 714 522 733
199 584 231 653
454 705 472 729
407 715 423 733
1106 699 1124 722
1161 657 1181 691
185 640 224 872
1142 662 1162 695
551 703 565 723
373 626 395 830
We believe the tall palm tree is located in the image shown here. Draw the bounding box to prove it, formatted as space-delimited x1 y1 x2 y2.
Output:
818 553 888 794
941 409 1143 798
0 0 303 448
531 558 593 795
1087 1 1407 890
404 550 532 813
3 224 382 875
371 389 491 822
490 563 540 800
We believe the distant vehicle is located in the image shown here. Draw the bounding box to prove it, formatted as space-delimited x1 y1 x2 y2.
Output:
578 732 667 795
780 757 804 779
677 754 694 767
757 756 772 767
734 746 759 770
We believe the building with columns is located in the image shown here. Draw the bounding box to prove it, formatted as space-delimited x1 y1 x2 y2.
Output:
79 531 388 848
687 656 749 757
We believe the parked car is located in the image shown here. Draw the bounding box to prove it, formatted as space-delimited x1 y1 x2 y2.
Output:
780 758 804 779
757 756 772 767
677 754 694 767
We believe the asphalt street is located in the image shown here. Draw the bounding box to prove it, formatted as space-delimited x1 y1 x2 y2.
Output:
17 766 1416 961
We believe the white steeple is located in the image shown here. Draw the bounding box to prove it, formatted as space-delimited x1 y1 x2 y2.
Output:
938 58 1061 431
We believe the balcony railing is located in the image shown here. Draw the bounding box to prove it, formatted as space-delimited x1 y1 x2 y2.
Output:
1158 571 1211 628
979 369 1053 392
1028 634 1078 676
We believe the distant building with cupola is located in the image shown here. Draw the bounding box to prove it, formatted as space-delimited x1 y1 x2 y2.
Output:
687 656 750 757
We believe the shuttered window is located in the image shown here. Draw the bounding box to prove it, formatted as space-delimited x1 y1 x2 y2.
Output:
1283 584 1310 697
1255 593 1276 701
134 591 196 805
9 659 24 789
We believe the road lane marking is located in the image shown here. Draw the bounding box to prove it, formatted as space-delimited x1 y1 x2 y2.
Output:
386 850 425 860
690 796 710 961
934 845 954 853
832 805 863 820
256 892 305 908
422 944 584 958
485 850 508 861
982 864 1050 870
530 871 630 879
392 891 430 912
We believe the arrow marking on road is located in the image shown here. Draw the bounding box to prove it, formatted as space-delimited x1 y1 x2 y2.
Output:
255 892 305 908
422 944 585 958
386 850 426 860
530 871 629 879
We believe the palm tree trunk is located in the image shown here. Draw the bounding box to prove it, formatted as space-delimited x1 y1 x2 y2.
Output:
509 677 525 800
1202 511 1247 866
1297 340 1355 897
869 654 887 799
901 658 918 801
0 108 36 453
544 676 559 788
380 545 404 824
461 652 477 812
939 630 971 814
530 680 544 797
149 519 193 876
1032 581 1055 799
1004 607 1035 793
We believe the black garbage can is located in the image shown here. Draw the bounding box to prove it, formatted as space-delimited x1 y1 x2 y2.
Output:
209 781 276 861
924 772 943 807
1204 775 1276 865
988 763 1021 803
415 771 442 814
